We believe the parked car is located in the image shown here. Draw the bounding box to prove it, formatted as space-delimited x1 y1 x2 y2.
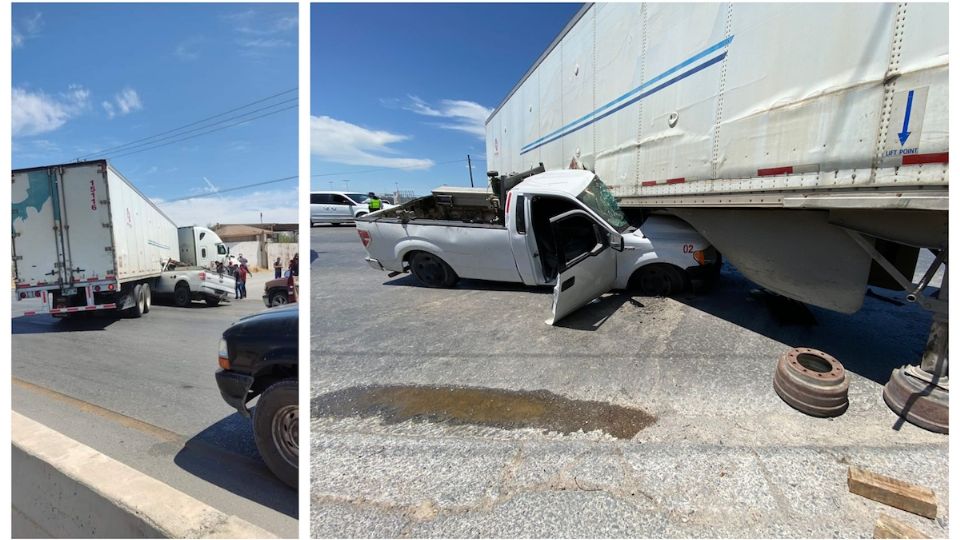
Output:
310 191 396 225
215 305 298 488
263 275 298 307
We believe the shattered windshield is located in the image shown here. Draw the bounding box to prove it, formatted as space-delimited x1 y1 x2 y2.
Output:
577 177 629 232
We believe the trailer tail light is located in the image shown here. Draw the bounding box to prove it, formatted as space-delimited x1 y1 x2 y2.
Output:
19 292 26 299
35 291 42 297
108 284 116 291
94 285 101 292
199 271 206 281
358 230 372 247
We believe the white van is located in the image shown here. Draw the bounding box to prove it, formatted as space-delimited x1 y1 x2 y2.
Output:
310 191 394 225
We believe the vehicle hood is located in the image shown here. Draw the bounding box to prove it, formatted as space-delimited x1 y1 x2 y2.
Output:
224 305 298 338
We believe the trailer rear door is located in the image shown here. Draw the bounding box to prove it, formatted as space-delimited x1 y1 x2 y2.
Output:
12 164 117 287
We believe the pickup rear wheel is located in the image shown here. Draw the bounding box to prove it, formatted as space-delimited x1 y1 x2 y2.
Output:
269 290 289 307
173 282 191 307
409 251 458 288
254 380 298 488
632 264 686 297
205 296 221 307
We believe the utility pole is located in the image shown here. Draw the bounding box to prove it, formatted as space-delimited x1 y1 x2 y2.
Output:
343 179 350 190
467 154 475 187
395 181 400 204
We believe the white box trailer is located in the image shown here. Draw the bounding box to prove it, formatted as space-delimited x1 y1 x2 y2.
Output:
12 160 231 316
486 3 947 310
487 3 948 428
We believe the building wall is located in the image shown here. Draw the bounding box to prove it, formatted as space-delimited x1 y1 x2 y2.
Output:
267 243 300 273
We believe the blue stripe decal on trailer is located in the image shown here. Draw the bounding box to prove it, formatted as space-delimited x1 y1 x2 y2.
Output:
520 36 733 155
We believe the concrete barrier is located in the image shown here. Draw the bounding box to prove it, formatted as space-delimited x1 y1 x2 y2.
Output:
12 412 278 538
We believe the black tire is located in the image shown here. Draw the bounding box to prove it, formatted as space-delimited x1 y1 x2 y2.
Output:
331 222 341 227
632 264 686 297
173 282 192 307
128 284 145 318
205 296 221 307
253 380 298 488
268 290 289 307
142 283 151 313
409 251 458 288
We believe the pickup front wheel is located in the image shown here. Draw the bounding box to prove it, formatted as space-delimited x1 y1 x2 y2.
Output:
409 251 458 288
254 380 298 488
174 282 192 307
631 264 686 297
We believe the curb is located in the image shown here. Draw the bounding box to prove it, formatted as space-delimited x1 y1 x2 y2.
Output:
12 411 278 538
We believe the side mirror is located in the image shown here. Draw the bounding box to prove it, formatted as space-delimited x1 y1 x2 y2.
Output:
610 231 624 252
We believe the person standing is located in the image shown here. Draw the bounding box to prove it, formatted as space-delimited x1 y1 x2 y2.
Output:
368 192 382 212
274 257 283 279
236 264 248 299
234 264 243 299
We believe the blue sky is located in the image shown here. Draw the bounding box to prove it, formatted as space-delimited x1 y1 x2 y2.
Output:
311 3 583 196
12 3 298 226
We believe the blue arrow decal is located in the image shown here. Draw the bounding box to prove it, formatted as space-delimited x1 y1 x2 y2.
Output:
898 90 914 146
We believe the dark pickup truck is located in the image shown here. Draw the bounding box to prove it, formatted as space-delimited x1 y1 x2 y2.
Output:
216 305 298 488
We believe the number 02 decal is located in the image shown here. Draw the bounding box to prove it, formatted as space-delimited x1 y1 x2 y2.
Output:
682 244 694 253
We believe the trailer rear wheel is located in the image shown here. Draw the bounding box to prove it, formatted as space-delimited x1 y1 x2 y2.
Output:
174 282 191 307
128 284 145 318
409 251 458 288
142 283 151 313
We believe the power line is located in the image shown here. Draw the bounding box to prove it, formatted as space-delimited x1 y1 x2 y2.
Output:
157 174 298 204
75 87 298 160
107 104 297 160
102 99 297 159
311 157 484 178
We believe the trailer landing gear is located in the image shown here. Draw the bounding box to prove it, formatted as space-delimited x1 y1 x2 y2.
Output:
846 230 948 434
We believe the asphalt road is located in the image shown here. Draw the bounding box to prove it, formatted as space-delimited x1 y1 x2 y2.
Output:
12 270 298 538
311 224 948 538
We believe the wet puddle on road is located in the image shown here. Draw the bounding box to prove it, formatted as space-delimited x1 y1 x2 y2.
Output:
311 385 655 439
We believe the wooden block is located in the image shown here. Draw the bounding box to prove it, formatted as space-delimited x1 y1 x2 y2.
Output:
848 466 938 519
874 513 930 539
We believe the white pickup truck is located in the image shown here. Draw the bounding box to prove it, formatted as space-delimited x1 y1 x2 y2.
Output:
357 168 719 324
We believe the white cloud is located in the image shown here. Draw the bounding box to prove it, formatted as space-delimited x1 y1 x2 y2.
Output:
103 87 143 118
12 85 90 136
404 96 491 139
223 9 297 58
12 12 43 48
311 115 434 170
153 189 299 227
175 38 202 61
